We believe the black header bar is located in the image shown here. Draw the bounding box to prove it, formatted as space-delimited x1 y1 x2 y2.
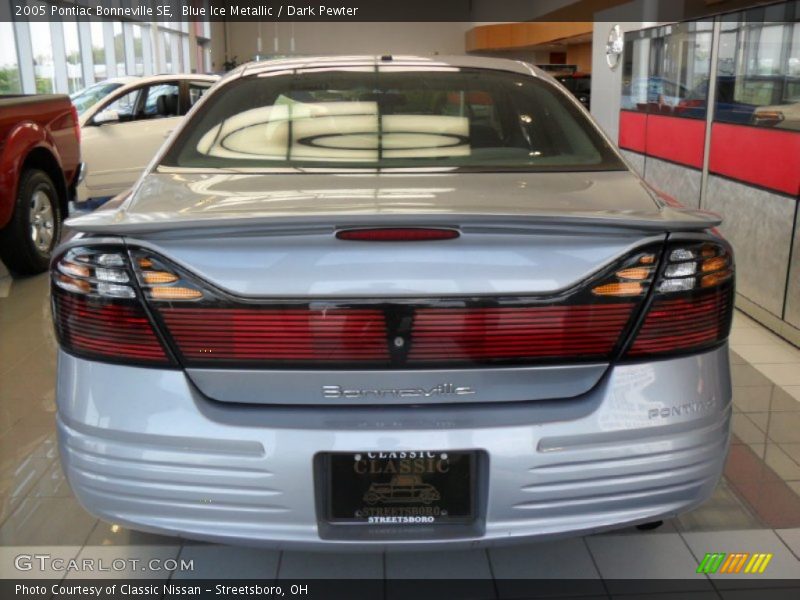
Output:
1 0 798 23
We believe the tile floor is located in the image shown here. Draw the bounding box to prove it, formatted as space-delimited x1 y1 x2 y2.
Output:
1 272 799 596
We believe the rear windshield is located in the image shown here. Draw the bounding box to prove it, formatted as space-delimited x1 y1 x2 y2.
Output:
161 67 624 172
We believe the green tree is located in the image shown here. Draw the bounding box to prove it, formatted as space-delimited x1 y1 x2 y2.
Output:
0 66 22 93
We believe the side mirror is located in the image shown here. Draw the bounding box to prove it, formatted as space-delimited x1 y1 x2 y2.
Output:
93 109 120 125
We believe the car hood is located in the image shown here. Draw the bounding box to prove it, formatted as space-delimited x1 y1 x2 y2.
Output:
66 169 721 234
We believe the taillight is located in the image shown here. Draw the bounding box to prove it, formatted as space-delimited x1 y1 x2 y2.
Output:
51 246 171 365
591 251 657 298
625 239 734 358
51 240 734 371
70 104 80 145
130 246 659 368
130 250 206 301
129 249 392 365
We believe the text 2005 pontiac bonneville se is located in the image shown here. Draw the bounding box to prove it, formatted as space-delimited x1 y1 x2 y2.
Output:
51 55 734 548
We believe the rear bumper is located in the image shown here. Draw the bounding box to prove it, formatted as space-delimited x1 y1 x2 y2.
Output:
56 346 732 549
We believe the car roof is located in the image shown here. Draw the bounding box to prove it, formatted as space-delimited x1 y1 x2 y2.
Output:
238 54 544 78
99 76 140 86
99 73 219 98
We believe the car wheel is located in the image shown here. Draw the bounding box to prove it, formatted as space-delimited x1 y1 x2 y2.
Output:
0 169 61 275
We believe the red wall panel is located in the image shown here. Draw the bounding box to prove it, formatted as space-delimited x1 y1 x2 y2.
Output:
618 110 647 153
709 123 800 197
644 114 706 169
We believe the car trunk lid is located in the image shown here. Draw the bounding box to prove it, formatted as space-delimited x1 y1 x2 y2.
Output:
65 170 717 405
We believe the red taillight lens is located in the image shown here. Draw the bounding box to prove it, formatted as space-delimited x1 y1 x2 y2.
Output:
53 293 168 363
135 247 658 368
160 307 390 364
336 228 460 242
51 246 171 366
627 291 732 356
624 240 734 358
408 305 634 362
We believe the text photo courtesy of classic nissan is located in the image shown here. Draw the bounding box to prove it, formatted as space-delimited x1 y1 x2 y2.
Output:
49 55 736 548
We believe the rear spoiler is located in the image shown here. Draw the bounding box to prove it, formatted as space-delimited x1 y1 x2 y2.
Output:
66 206 722 237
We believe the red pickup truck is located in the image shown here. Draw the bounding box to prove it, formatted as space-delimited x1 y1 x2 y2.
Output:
0 94 82 274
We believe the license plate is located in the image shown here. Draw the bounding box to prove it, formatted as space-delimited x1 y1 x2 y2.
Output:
325 451 475 525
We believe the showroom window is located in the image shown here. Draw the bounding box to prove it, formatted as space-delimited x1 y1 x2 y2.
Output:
29 20 55 93
132 24 145 76
0 21 21 93
63 21 84 93
622 20 713 119
621 29 653 113
113 22 126 76
90 21 107 81
715 2 800 130
162 30 174 73
0 1 194 94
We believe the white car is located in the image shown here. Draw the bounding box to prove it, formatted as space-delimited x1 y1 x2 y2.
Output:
77 74 219 204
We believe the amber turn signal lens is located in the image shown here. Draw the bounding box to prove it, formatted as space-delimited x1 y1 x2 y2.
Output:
149 287 203 300
639 255 656 265
59 261 91 278
56 274 91 294
143 271 179 284
592 282 644 297
137 257 154 268
701 270 733 288
616 267 651 281
701 256 728 273
701 245 718 259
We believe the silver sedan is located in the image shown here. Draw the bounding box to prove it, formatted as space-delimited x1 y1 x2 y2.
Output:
51 55 734 549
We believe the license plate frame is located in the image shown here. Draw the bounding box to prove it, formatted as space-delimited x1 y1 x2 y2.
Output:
322 450 477 526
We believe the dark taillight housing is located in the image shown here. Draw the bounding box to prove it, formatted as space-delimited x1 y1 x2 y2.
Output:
131 246 660 368
128 249 393 366
51 246 172 366
625 239 734 358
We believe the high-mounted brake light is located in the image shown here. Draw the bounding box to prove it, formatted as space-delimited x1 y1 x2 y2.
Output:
336 228 460 242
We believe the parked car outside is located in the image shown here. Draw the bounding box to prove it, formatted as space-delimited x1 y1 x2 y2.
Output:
52 56 735 548
0 94 82 273
752 101 800 130
70 77 139 116
621 76 690 113
556 72 591 109
76 73 218 205
676 76 757 123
